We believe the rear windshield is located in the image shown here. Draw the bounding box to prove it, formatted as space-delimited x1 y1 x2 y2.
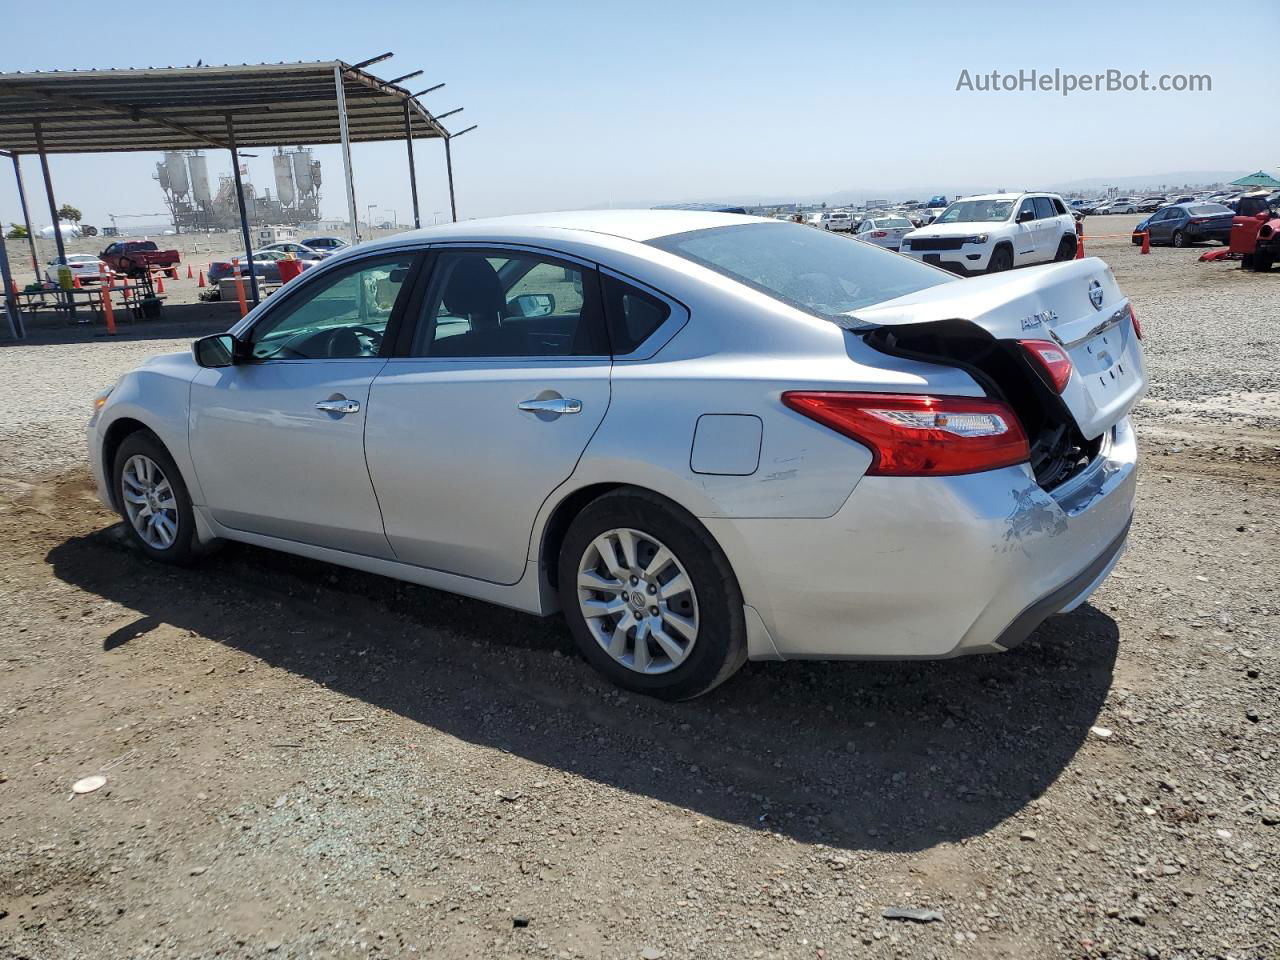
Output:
877 217 912 228
1188 204 1229 215
127 241 159 251
935 199 1013 223
648 222 952 319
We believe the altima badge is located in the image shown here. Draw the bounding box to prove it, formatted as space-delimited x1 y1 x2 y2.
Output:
1088 279 1104 310
1021 309 1056 330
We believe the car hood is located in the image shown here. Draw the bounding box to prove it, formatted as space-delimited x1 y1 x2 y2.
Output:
904 221 1008 238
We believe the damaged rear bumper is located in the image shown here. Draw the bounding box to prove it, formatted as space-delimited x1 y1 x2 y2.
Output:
705 417 1138 660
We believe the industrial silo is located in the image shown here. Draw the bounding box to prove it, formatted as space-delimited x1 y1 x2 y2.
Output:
273 151 296 207
188 153 212 206
290 148 314 197
164 151 189 198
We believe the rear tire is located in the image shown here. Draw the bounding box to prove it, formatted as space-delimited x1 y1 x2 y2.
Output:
987 246 1013 273
1171 230 1186 248
558 489 747 700
1054 235 1076 261
112 431 200 566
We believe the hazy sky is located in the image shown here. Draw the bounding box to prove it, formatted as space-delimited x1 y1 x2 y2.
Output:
1 0 1275 229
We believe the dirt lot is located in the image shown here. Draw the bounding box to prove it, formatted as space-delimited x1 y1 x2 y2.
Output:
1 218 1277 959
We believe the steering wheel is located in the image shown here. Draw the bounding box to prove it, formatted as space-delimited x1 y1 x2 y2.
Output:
324 325 383 358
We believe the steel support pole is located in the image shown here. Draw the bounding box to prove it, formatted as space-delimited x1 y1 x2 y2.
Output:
334 66 360 244
33 123 75 322
225 115 259 306
0 225 23 339
444 136 457 222
403 103 421 229
11 155 40 281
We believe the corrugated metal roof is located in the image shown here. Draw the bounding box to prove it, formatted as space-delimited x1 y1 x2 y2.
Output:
0 60 455 154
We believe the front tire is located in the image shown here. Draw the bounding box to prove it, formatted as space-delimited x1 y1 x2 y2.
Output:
987 246 1013 273
113 431 200 565
558 489 747 700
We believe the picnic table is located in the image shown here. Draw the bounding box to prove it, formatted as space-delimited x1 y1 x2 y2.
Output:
16 279 164 325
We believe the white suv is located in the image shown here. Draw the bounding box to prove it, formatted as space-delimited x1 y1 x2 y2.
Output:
808 210 855 232
900 193 1077 275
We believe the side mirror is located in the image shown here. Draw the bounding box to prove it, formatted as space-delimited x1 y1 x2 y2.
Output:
1017 209 1035 223
508 293 556 318
192 333 240 368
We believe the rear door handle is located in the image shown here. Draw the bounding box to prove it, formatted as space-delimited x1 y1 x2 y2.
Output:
518 397 582 416
315 398 361 415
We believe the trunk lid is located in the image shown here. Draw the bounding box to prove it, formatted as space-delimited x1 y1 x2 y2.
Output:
848 258 1146 441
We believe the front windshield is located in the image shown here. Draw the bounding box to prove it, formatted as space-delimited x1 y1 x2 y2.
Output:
648 222 953 320
935 199 1014 224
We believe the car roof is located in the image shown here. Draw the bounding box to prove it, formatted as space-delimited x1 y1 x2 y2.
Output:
356 209 778 249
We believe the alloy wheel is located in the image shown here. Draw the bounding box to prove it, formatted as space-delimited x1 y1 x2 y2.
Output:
121 454 179 550
576 527 699 675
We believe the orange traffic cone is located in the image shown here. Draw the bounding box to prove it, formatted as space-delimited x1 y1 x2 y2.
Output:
1074 221 1085 260
197 270 206 288
1140 230 1151 255
73 274 82 288
187 264 193 279
156 273 165 294
8 278 17 296
168 267 177 280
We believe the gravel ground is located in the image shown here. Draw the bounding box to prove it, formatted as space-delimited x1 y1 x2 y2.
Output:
0 217 1276 959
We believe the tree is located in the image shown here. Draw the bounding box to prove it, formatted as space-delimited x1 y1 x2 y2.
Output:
6 223 28 239
56 203 82 223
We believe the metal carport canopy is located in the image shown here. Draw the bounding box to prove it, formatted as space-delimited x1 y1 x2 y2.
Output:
0 60 452 152
0 58 474 339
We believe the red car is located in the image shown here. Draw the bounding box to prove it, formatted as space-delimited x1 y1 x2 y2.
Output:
100 240 181 277
1235 193 1280 272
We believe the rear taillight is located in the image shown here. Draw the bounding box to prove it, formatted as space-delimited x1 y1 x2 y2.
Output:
1128 303 1142 339
781 392 1029 477
871 230 888 238
1019 339 1073 393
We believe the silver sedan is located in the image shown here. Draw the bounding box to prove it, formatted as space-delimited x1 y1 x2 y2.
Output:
88 211 1145 699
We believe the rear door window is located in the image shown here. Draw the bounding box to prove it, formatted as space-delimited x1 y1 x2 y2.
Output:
1033 197 1057 219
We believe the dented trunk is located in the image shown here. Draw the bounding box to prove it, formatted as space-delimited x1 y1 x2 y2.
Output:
853 258 1147 490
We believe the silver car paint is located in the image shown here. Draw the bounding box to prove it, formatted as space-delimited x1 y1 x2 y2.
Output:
189 358 393 557
89 211 1142 662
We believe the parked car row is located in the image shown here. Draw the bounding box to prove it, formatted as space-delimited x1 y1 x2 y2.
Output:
1074 189 1263 215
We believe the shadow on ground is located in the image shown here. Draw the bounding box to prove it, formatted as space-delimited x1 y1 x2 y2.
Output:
49 522 1118 853
3 301 235 347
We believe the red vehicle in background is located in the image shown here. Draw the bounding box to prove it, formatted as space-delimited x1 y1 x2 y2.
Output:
1235 193 1280 272
99 240 181 277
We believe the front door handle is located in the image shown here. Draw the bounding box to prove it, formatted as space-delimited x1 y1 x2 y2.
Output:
518 397 582 416
315 398 361 416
